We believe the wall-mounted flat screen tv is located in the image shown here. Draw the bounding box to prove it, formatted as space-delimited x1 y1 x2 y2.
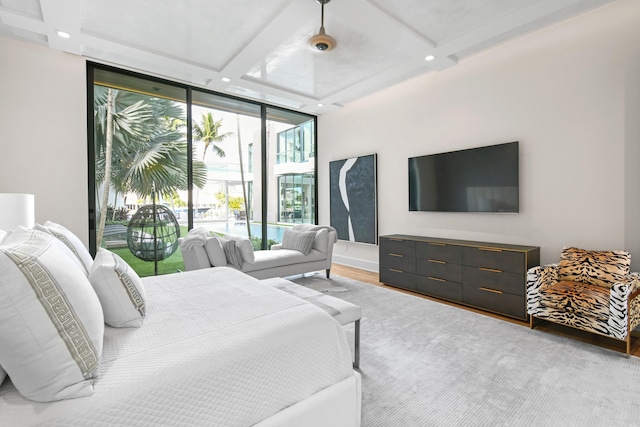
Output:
409 141 519 213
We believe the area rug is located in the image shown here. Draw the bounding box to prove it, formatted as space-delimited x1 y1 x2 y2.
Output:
292 274 640 427
290 274 348 293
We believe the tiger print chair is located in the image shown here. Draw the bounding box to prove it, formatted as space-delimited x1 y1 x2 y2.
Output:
527 247 640 355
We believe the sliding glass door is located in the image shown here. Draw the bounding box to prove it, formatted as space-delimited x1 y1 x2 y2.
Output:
88 64 316 276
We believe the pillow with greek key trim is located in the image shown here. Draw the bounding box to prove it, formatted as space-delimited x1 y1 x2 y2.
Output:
89 248 146 328
35 221 94 275
282 229 316 256
0 228 104 402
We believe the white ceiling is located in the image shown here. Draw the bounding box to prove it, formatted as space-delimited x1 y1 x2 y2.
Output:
0 0 615 115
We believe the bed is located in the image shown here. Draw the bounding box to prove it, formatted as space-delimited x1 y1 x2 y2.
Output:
0 266 361 426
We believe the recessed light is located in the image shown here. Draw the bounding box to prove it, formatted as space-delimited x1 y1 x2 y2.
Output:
221 77 231 83
425 54 435 61
56 30 71 39
317 103 324 107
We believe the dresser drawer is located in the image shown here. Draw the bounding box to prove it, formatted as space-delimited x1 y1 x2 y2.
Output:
462 284 526 320
417 259 462 283
380 254 416 274
462 247 524 273
462 266 524 296
416 275 463 302
417 242 462 264
380 237 416 258
380 269 417 292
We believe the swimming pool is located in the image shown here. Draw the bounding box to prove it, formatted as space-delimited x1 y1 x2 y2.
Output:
208 222 289 242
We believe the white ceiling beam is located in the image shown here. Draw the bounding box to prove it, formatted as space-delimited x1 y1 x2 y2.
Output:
437 0 588 57
219 0 316 80
40 0 81 54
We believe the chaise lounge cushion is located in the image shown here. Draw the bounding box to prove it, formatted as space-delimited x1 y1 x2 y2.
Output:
241 249 325 273
558 247 630 289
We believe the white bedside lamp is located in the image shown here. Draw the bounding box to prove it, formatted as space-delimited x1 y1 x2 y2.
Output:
0 193 35 231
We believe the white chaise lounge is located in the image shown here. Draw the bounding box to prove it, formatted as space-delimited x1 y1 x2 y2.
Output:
180 224 338 280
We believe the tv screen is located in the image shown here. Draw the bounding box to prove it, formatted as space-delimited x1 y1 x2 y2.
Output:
409 141 519 213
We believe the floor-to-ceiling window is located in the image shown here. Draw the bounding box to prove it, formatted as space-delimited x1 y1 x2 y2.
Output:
88 64 316 276
266 108 316 226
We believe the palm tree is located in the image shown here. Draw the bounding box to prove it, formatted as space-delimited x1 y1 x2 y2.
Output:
236 114 251 239
94 86 152 247
192 112 233 161
192 112 234 212
94 87 208 247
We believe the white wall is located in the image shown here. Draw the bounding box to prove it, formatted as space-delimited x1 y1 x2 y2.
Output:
0 38 88 243
319 0 640 271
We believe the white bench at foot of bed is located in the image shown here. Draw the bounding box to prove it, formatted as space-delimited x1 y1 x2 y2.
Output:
261 277 362 369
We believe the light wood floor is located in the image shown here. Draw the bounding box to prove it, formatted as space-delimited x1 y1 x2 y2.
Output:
332 263 640 357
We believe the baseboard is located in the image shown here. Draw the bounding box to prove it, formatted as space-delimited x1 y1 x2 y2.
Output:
333 255 379 273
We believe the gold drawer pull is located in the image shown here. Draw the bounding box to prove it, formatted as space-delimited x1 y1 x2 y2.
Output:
390 253 404 257
429 242 446 246
479 267 502 273
480 287 503 294
428 259 446 264
390 238 404 241
428 276 446 282
389 268 404 273
479 247 503 252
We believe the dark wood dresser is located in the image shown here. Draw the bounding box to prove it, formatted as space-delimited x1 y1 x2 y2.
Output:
379 235 540 321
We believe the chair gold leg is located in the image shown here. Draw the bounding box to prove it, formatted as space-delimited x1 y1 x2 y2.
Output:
529 315 535 330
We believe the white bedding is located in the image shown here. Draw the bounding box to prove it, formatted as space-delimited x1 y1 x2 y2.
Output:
0 267 355 426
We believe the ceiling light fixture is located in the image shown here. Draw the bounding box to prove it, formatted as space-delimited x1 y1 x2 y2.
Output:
55 30 71 39
425 54 436 61
310 0 335 52
221 77 231 83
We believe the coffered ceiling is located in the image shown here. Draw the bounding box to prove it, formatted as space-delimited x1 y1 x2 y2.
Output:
0 0 615 114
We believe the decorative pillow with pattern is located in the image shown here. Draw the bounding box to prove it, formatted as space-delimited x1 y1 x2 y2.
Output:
282 229 317 256
89 248 146 328
0 228 104 402
558 246 630 288
35 221 94 275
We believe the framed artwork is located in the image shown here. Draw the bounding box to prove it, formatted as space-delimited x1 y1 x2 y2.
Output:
329 153 377 245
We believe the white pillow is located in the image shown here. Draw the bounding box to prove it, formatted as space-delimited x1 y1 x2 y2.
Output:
0 228 104 402
221 235 255 265
222 238 244 269
0 365 6 386
205 236 227 267
230 236 255 264
35 221 93 275
282 229 316 256
0 229 6 244
89 248 146 328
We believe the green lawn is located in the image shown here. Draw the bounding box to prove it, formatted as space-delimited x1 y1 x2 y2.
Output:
108 225 188 277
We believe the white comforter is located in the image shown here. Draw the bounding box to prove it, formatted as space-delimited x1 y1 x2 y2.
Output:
0 267 354 426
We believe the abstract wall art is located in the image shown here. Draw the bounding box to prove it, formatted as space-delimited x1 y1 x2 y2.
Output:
329 153 377 245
